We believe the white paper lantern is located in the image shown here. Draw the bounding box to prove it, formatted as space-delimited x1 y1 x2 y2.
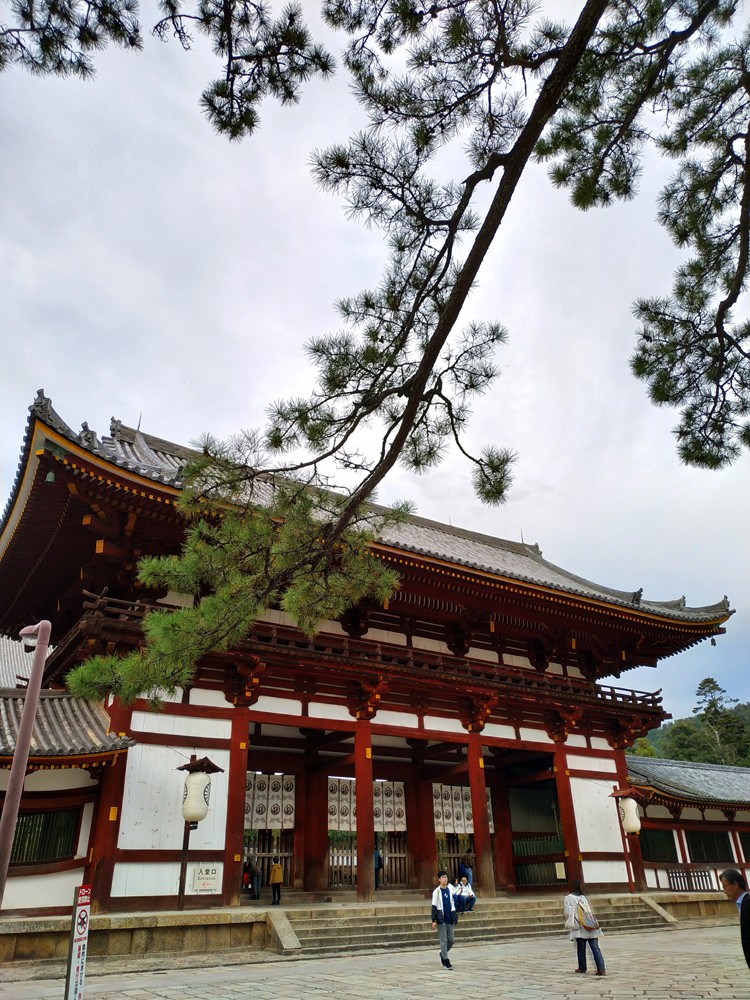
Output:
183 771 211 823
618 796 641 835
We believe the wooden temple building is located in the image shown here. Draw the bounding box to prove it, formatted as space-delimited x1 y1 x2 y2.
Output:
0 391 737 914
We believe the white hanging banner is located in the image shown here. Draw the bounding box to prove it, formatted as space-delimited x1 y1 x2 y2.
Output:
453 786 466 835
394 781 406 832
442 785 455 835
282 774 296 830
252 774 269 829
372 780 384 833
339 778 354 832
327 778 340 832
486 788 495 834
433 783 444 834
268 774 283 830
244 773 256 831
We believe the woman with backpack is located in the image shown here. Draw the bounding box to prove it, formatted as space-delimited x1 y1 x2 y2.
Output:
563 879 605 975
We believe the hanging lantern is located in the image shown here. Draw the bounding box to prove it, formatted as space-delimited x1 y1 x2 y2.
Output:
177 756 225 825
618 796 641 835
610 787 642 835
183 771 212 823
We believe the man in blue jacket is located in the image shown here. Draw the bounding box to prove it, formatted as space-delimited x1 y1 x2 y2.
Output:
720 869 750 970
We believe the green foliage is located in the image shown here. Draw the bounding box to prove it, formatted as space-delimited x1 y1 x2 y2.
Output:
631 737 657 757
14 1 749 698
66 437 403 705
646 677 750 766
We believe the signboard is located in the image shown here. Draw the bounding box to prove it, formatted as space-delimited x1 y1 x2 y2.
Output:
64 883 91 1000
193 865 219 891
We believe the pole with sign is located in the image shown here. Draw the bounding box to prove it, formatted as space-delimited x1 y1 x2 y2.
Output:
64 884 91 1000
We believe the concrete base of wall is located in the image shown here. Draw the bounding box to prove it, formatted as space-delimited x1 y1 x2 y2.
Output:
0 907 271 967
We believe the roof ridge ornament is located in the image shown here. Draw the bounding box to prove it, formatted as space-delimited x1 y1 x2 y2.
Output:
632 587 643 605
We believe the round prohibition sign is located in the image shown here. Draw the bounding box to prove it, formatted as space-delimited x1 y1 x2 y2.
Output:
77 910 89 934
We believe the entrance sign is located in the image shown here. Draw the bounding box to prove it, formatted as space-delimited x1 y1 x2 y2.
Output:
64 883 92 1000
193 865 219 891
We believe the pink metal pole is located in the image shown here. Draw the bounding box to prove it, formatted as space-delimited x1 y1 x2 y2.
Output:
0 620 51 909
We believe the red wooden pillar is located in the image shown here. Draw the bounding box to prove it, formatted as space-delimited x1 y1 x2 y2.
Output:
553 745 583 887
89 698 131 914
406 776 437 889
354 720 375 902
467 732 496 896
293 772 306 890
222 707 250 907
491 775 515 891
304 770 329 892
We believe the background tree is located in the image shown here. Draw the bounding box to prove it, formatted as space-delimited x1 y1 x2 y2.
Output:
647 678 750 764
16 0 742 700
631 737 657 757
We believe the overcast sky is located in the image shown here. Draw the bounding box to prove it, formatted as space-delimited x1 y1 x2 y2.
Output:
1 3 747 724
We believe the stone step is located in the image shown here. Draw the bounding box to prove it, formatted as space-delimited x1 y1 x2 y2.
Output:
284 896 669 954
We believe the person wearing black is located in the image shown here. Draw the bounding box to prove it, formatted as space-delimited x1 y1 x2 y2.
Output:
720 868 750 969
431 869 458 969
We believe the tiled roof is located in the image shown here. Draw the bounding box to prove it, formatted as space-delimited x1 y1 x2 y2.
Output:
626 754 750 806
0 391 732 627
0 635 35 687
0 689 134 757
379 517 731 623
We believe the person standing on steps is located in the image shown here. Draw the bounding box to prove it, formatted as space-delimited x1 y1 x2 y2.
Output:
431 869 458 970
563 879 605 976
269 855 283 905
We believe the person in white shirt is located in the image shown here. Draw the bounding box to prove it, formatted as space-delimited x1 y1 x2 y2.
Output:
430 870 458 969
455 875 476 912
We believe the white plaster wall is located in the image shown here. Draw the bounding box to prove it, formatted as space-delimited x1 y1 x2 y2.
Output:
503 655 532 669
466 647 497 663
582 859 629 883
682 807 703 821
367 628 407 646
738 811 750 822
423 715 464 734
412 636 451 655
644 804 673 819
130 711 231 740
570 777 623 853
251 695 303 716
118 744 229 851
255 609 298 628
565 735 588 749
306 702 351 722
589 737 611 752
111 861 224 897
75 802 94 858
566 755 617 774
189 688 231 708
704 809 729 822
518 728 552 744
23 769 94 791
375 711 419 728
3 867 86 909
482 723 516 739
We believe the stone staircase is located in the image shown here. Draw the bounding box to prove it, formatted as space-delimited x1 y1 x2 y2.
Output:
284 894 671 957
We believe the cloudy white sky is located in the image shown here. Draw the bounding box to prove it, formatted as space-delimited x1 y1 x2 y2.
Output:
1 3 747 723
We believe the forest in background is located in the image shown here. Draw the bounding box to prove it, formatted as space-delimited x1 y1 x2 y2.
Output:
633 678 750 766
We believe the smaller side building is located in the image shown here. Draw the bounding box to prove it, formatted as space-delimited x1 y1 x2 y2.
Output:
627 755 750 892
0 659 134 914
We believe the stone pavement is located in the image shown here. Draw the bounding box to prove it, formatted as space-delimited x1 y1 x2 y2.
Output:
2 924 749 1000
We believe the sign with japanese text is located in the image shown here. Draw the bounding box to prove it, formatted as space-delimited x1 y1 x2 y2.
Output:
64 883 92 1000
193 865 218 891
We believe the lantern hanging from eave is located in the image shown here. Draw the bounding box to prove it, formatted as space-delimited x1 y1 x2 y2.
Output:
177 756 225 824
618 796 642 835
183 771 212 823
